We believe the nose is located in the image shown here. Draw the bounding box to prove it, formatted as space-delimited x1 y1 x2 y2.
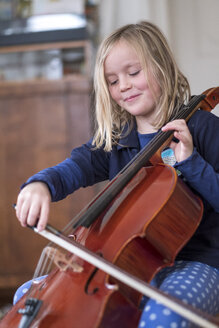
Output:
120 76 131 92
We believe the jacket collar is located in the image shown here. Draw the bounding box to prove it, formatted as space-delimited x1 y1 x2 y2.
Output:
116 121 139 150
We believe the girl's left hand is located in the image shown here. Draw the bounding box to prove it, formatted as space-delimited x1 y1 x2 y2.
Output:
161 119 193 163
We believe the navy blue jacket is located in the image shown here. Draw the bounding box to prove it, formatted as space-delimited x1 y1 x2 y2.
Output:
25 109 219 268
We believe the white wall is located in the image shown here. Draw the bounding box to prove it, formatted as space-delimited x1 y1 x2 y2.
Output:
98 0 170 41
168 0 219 94
32 0 85 15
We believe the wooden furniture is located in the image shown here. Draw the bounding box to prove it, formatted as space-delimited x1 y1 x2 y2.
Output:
0 72 97 298
0 40 92 78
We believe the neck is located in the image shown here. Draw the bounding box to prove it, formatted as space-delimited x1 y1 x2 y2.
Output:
136 117 157 134
137 124 158 134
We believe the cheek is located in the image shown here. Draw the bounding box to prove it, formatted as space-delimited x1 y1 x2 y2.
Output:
137 77 149 91
109 87 120 103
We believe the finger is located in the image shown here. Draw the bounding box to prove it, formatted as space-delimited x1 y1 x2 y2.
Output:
16 193 25 220
168 141 177 151
162 119 186 132
18 200 31 227
173 130 183 140
37 202 50 232
26 203 41 228
173 129 191 143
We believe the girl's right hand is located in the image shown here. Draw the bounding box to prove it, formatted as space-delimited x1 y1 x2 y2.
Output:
16 182 51 232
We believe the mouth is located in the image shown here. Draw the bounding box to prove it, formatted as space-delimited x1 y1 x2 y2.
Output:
124 94 140 102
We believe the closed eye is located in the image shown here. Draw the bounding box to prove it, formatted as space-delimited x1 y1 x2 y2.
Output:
109 79 118 86
129 70 141 76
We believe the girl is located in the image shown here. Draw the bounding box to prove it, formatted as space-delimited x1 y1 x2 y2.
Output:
15 21 219 327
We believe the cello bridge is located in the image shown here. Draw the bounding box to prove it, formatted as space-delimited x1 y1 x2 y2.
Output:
44 246 83 272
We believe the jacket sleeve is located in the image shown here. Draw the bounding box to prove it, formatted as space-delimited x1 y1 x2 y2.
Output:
23 139 110 202
174 110 219 212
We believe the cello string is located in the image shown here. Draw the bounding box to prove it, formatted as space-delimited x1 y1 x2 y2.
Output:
25 244 57 299
33 245 55 278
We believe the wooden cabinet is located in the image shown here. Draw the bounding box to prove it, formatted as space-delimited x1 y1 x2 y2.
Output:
0 40 92 81
0 76 97 294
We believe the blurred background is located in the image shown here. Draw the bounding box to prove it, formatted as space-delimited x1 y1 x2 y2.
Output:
0 0 218 318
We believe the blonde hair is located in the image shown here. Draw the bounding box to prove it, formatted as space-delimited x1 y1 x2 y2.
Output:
93 21 190 151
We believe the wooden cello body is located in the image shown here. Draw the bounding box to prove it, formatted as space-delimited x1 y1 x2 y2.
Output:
1 87 219 328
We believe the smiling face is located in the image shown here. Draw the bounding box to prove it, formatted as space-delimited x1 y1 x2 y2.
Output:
104 40 161 133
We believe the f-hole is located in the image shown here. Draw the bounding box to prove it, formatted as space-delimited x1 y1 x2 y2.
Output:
85 253 103 295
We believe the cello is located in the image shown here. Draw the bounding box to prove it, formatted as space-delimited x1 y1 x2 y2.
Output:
1 87 219 328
